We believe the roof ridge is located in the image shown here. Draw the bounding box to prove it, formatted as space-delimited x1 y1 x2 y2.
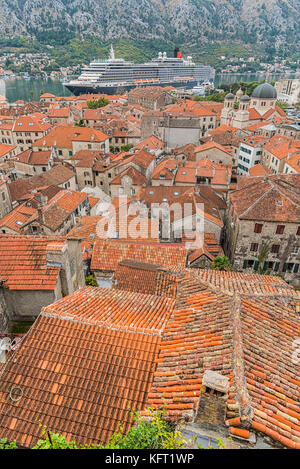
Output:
238 183 273 218
231 294 253 427
271 180 300 207
41 310 164 337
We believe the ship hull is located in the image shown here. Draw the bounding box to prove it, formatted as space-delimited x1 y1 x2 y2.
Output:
64 80 201 96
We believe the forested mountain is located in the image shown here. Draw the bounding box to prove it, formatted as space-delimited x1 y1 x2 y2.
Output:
0 0 299 47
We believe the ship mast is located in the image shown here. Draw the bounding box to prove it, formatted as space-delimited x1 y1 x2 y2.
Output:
109 44 115 61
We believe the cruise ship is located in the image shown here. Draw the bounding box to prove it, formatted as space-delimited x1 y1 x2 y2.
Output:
64 46 215 95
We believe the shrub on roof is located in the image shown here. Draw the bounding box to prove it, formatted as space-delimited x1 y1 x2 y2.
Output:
211 256 231 271
85 274 98 287
0 409 225 449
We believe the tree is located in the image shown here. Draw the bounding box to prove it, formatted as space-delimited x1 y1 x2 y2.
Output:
87 97 109 109
121 144 133 152
75 118 85 127
276 101 289 112
255 241 271 275
85 274 98 287
211 256 231 271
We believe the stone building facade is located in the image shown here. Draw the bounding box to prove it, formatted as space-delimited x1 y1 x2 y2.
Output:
0 235 85 323
224 174 300 287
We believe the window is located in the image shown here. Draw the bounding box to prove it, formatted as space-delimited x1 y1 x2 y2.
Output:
254 223 263 233
271 244 280 254
276 225 285 234
250 243 258 252
282 263 299 273
291 246 299 255
297 226 300 236
243 259 254 269
1 192 5 201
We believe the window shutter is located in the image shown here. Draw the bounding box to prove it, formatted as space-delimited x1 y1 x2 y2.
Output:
254 261 259 271
293 264 299 273
282 263 287 272
274 262 280 272
243 260 248 269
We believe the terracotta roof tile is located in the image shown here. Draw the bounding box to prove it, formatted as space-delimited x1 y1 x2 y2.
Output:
33 125 108 149
144 269 300 448
230 173 300 223
114 260 179 298
0 266 299 448
91 239 187 272
8 166 75 203
0 234 65 290
0 286 175 447
110 167 146 186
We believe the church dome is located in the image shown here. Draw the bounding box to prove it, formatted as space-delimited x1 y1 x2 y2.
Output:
236 88 243 98
251 83 277 99
225 92 235 100
240 94 250 102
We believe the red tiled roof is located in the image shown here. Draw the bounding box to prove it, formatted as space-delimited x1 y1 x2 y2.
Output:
230 174 300 223
12 115 51 133
8 166 75 203
16 149 52 166
91 239 187 272
0 286 175 447
0 266 299 449
194 141 232 155
110 167 147 186
118 149 155 170
33 125 108 149
188 232 224 263
133 135 164 151
0 234 65 290
0 203 37 233
41 93 56 98
284 153 300 174
113 259 178 298
88 196 100 209
263 136 300 161
249 163 272 177
0 144 16 158
142 269 300 448
175 160 230 186
152 159 178 181
48 107 70 118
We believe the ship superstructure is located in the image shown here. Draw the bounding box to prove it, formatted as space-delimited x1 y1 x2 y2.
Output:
64 46 215 95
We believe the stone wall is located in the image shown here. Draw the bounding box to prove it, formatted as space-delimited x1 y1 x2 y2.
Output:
224 213 300 287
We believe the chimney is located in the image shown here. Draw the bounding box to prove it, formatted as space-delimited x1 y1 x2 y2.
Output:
37 203 44 223
91 134 95 142
40 194 48 206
